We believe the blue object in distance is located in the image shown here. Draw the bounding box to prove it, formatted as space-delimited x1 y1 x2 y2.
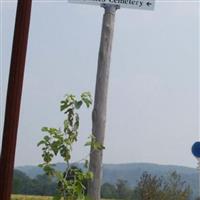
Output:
192 142 200 158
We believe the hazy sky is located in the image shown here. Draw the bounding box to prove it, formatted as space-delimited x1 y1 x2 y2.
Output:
1 0 199 168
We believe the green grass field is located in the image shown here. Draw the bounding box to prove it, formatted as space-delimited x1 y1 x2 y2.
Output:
12 195 53 200
12 195 111 200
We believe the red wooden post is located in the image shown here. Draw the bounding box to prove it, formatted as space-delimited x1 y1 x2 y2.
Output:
0 0 32 199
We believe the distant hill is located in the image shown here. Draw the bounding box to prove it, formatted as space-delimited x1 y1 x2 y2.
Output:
16 162 199 198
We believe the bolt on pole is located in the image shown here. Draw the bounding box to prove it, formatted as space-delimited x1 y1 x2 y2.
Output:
88 4 119 200
0 0 32 199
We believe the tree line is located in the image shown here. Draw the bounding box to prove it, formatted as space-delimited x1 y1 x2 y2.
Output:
13 170 57 196
13 169 199 200
101 171 199 200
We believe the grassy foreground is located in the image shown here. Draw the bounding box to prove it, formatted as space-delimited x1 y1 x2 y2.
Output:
12 195 52 200
12 195 110 200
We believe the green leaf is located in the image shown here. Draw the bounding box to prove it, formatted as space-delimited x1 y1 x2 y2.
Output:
41 127 48 132
60 100 68 111
84 141 91 146
64 108 73 114
38 163 45 168
44 135 50 141
37 140 45 147
81 92 92 108
75 100 83 109
86 171 93 180
60 104 66 112
93 142 105 151
51 141 60 155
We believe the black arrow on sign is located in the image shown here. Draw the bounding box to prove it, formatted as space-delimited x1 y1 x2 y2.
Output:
146 2 152 7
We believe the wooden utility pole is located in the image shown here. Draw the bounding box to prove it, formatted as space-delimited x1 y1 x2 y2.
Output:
88 4 118 200
0 1 32 199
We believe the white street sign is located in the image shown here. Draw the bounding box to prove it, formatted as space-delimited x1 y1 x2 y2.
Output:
68 0 155 10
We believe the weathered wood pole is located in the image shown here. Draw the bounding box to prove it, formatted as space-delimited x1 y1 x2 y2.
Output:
0 1 32 199
88 4 118 200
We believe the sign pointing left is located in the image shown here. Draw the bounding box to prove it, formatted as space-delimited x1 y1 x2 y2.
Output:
68 0 155 10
